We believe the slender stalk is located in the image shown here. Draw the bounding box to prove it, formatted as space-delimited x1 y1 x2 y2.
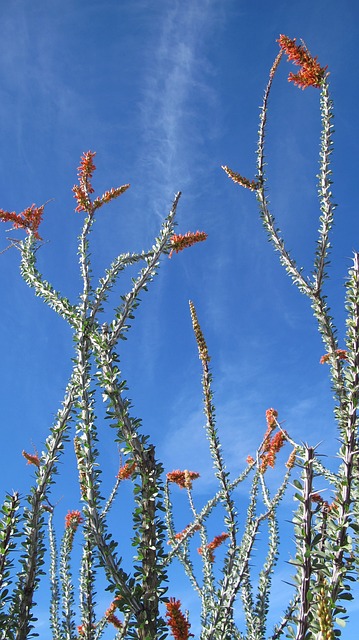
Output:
295 447 315 640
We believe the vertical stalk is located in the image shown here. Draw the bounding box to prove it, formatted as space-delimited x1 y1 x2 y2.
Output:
296 447 314 640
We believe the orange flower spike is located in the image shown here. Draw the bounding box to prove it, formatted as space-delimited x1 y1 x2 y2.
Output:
320 349 348 364
208 532 229 551
93 184 130 210
72 186 90 213
268 431 286 463
173 524 201 542
117 461 136 481
105 600 122 630
0 204 44 240
277 34 327 89
266 408 278 428
222 166 259 191
198 532 229 562
73 150 96 212
198 545 214 563
106 612 122 629
65 510 83 548
77 150 96 192
77 623 95 636
167 470 200 489
262 409 279 448
260 430 287 473
169 231 207 258
260 457 269 474
285 449 296 469
65 510 83 530
166 598 194 640
20 204 45 239
271 430 286 450
22 450 40 468
246 455 255 465
174 531 185 541
0 209 22 227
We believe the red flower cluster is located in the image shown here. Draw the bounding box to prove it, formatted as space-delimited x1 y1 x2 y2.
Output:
65 510 83 547
320 349 348 364
198 532 229 563
260 431 287 474
246 409 283 472
165 598 194 640
311 492 338 514
246 409 290 473
78 151 96 191
65 510 83 530
167 470 200 490
93 185 130 210
22 450 40 468
169 231 207 258
105 598 122 629
72 151 96 213
222 166 259 191
72 151 130 214
0 204 45 239
261 408 279 446
77 623 95 636
169 524 201 544
117 461 136 480
277 34 327 89
285 449 296 469
266 408 278 429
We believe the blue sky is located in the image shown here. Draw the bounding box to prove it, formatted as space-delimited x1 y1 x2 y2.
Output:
1 0 359 637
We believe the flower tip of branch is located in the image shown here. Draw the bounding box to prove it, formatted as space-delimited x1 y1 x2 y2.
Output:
166 598 194 640
222 166 259 191
320 349 348 364
198 532 229 562
22 450 40 468
117 461 136 480
166 470 200 489
105 599 123 629
277 34 327 89
0 204 45 239
93 184 130 210
169 231 207 258
65 510 83 530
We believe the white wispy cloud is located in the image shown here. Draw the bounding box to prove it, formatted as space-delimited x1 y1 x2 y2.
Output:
127 0 225 380
138 0 224 217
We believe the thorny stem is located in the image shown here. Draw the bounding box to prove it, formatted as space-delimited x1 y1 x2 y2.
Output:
12 382 75 640
329 253 359 601
312 81 335 295
94 343 161 635
48 512 61 640
256 51 312 298
295 447 314 640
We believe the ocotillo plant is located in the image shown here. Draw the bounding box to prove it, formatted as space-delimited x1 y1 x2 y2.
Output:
0 34 358 640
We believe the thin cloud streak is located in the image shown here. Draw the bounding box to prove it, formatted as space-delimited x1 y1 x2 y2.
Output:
129 1 224 383
139 0 222 217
